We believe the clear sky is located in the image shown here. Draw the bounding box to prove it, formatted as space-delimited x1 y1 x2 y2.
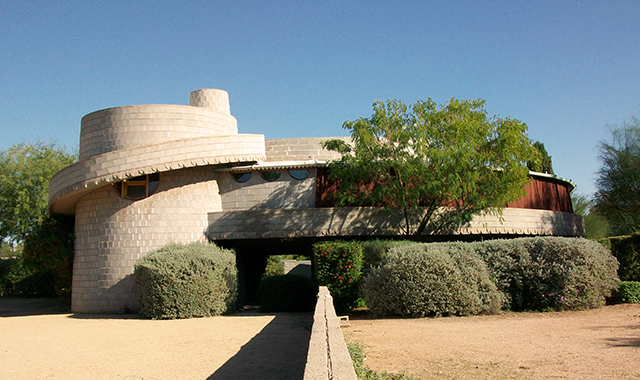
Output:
1 1 638 196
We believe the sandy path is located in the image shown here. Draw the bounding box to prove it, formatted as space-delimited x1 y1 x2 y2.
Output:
0 299 312 380
344 304 640 380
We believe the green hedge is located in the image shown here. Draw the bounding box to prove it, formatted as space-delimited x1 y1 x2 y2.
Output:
612 281 640 304
134 242 237 319
312 241 363 313
257 274 318 312
598 233 640 282
473 237 619 311
362 243 502 317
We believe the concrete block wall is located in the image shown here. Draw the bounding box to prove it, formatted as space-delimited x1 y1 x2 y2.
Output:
207 207 585 240
72 167 221 313
79 105 238 160
218 169 317 211
265 137 350 161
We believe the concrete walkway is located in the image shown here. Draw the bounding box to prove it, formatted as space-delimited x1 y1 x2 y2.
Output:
0 298 312 380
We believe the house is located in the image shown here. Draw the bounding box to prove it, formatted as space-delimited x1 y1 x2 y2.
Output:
49 89 583 313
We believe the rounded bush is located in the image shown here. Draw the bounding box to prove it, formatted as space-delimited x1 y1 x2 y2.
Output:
134 242 237 319
257 274 318 312
362 243 502 317
474 237 620 311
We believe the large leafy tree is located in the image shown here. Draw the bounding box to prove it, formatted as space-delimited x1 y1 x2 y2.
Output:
322 98 537 236
0 141 76 245
595 115 640 236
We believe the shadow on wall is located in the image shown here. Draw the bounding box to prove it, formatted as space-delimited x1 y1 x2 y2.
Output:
207 312 313 380
538 211 585 237
218 170 316 211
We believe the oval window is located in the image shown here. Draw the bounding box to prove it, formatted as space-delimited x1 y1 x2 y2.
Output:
260 171 281 182
232 172 252 183
289 169 311 180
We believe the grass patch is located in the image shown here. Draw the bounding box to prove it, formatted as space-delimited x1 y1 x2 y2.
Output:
347 340 418 380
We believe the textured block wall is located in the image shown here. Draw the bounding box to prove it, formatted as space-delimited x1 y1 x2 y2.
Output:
218 169 317 211
72 167 221 313
79 105 238 160
207 207 585 240
265 137 349 161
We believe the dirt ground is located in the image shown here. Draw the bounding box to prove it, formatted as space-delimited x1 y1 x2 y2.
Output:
343 303 640 380
0 298 312 380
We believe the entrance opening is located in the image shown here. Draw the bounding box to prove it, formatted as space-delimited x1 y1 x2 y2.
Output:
215 238 315 305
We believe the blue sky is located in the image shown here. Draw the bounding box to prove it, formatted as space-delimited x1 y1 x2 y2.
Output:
1 1 638 196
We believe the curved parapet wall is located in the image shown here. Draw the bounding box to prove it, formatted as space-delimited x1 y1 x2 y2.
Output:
207 207 585 240
79 89 237 161
49 89 266 313
50 134 265 214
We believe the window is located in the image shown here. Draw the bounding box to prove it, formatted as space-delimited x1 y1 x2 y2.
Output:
232 172 252 183
115 173 160 200
260 171 281 181
289 169 311 180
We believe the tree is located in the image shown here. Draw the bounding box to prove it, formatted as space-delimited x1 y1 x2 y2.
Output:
528 141 554 174
0 141 76 245
22 214 75 299
322 98 537 236
595 115 640 236
571 193 609 238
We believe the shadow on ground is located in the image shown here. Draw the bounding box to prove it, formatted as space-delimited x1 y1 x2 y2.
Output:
207 312 313 380
0 297 68 317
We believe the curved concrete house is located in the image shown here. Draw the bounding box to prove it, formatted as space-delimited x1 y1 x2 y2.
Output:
50 89 584 313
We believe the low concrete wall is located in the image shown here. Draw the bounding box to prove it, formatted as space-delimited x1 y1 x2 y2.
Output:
304 286 357 380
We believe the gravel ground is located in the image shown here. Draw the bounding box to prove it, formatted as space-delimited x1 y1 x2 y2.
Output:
344 303 640 380
0 298 312 380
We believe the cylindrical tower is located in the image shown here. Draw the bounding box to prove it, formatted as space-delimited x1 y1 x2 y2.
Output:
49 90 266 313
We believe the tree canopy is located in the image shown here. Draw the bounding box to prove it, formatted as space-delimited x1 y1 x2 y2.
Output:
571 193 609 239
0 141 76 245
322 98 537 236
595 115 640 236
528 141 554 174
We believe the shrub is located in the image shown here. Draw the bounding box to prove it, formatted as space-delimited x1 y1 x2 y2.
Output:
0 257 56 297
473 237 619 311
612 281 640 304
312 241 364 313
135 242 237 319
360 239 414 270
362 243 502 317
257 274 317 312
22 214 74 299
263 255 285 278
601 233 640 281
